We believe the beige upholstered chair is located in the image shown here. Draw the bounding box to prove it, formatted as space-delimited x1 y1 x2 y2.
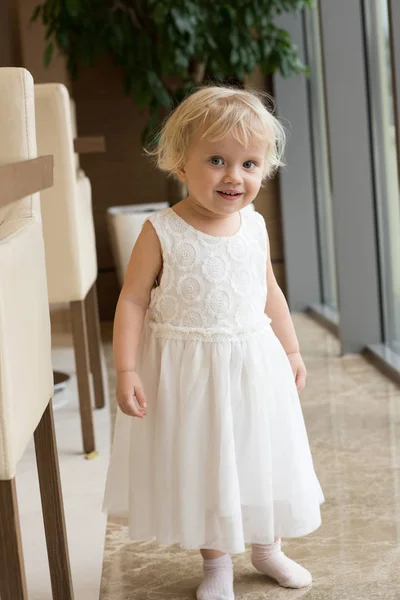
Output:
0 67 73 599
34 83 107 455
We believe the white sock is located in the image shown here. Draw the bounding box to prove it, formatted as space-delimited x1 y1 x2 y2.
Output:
251 539 312 589
196 554 235 600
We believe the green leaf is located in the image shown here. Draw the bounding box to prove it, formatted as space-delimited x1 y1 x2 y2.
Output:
229 30 239 48
204 33 217 50
133 83 152 108
171 8 194 36
45 21 56 40
152 4 169 25
278 28 292 40
55 29 69 51
44 41 54 68
244 9 254 28
280 56 291 78
230 49 240 65
151 82 173 109
30 4 42 23
224 5 236 20
65 0 79 17
174 50 189 71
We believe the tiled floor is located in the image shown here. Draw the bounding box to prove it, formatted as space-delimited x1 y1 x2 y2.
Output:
99 314 400 600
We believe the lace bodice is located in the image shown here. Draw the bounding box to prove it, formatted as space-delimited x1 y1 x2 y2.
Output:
147 208 269 333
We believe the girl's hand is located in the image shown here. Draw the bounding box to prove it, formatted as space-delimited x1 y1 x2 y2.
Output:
116 371 147 418
287 352 307 393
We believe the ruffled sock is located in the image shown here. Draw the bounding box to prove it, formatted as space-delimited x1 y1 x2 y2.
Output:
251 539 312 588
196 553 235 600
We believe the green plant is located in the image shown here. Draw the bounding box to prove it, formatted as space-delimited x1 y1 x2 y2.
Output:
32 0 312 139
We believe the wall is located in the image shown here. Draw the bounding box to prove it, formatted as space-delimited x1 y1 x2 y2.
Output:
70 60 169 319
16 0 70 87
0 0 21 66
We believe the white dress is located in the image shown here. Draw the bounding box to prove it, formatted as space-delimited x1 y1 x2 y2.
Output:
103 207 324 554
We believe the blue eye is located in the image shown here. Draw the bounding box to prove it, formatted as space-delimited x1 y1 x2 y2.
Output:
209 156 224 166
243 160 256 169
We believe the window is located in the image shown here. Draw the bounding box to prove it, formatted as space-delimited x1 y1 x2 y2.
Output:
364 0 400 353
305 2 338 311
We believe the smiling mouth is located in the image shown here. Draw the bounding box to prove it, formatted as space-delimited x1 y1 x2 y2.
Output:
216 191 243 199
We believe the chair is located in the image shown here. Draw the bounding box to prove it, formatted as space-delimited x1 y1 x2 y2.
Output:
34 83 107 455
0 67 73 599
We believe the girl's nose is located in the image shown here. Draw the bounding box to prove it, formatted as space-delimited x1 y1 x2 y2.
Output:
223 167 243 185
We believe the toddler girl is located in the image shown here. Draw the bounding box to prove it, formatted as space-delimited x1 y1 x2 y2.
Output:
103 86 324 599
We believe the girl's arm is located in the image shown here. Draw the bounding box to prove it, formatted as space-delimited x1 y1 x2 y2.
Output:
113 221 162 417
264 233 299 355
264 232 307 392
113 220 162 373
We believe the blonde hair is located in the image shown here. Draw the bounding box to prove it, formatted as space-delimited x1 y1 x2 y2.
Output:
149 85 286 180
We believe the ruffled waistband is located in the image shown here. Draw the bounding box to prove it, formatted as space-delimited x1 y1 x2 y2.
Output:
147 316 272 343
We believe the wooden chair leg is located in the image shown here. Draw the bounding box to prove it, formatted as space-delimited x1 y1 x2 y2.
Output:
0 478 28 599
70 299 96 454
34 401 74 600
85 282 106 409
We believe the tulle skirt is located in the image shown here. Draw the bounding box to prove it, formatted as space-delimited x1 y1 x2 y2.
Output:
103 316 324 554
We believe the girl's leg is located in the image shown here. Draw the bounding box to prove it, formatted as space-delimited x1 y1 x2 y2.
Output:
197 549 234 600
251 538 312 589
200 549 226 560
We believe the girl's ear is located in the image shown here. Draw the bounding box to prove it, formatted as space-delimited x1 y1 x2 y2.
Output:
176 168 187 182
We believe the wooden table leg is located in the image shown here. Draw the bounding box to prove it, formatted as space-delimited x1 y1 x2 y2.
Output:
34 401 74 599
71 299 96 454
85 282 106 409
0 478 28 599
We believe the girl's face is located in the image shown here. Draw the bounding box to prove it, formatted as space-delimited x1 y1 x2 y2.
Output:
178 130 266 216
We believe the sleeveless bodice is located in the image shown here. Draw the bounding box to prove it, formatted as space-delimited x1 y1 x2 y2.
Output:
147 208 269 335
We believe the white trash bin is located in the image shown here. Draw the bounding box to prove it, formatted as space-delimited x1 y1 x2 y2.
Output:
107 202 169 287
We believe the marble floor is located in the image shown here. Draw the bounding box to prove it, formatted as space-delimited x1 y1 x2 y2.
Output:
99 314 400 600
